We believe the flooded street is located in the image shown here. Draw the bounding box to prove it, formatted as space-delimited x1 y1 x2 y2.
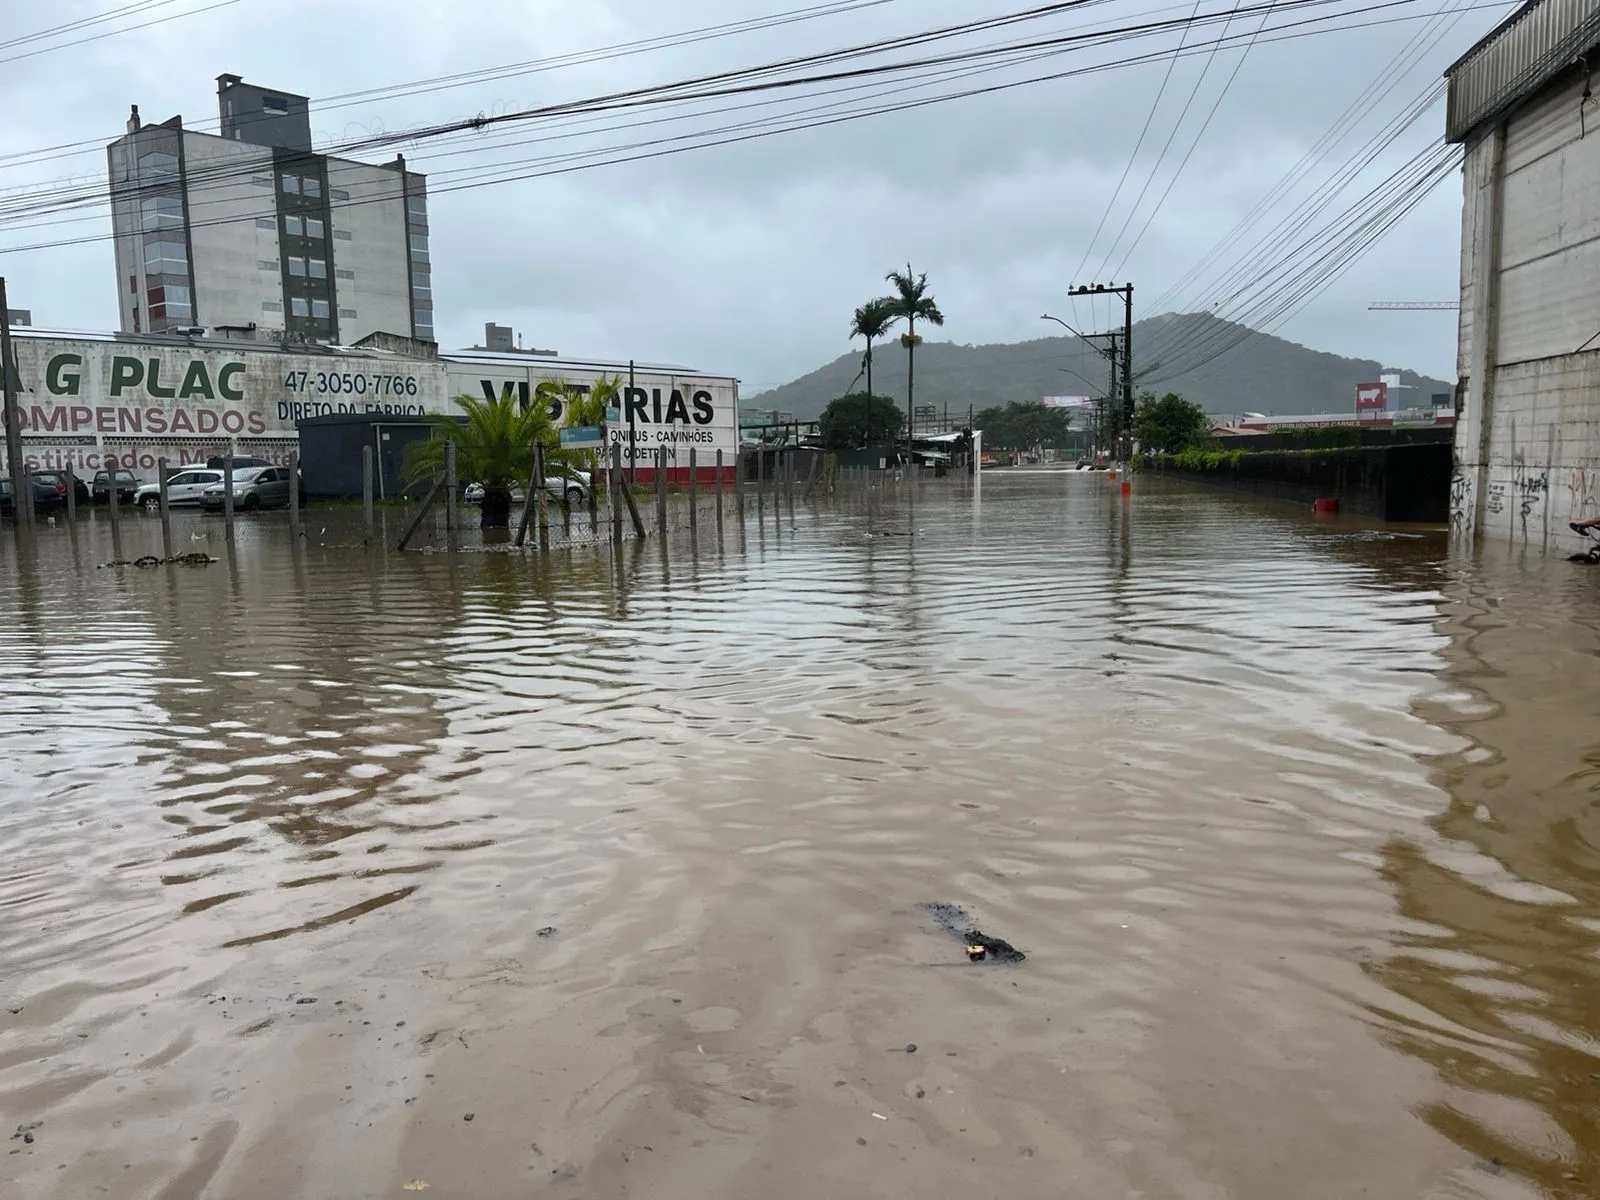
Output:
3 471 1599 1199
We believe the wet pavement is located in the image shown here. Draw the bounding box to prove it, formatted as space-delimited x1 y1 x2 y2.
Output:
2 471 1598 1198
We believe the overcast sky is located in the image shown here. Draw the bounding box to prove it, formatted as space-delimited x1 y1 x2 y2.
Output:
0 0 1513 391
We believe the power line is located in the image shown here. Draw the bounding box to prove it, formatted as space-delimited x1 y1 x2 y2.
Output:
0 0 244 68
0 0 1506 265
0 0 1393 228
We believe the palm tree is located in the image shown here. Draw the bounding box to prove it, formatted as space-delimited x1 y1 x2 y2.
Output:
404 390 553 528
849 297 899 400
884 264 943 439
538 374 621 496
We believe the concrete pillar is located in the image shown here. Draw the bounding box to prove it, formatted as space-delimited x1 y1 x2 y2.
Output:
1461 122 1506 538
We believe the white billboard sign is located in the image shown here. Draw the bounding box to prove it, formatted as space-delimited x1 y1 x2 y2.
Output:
445 358 739 476
4 335 449 478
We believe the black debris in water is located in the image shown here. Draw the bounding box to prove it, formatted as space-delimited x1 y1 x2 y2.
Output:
100 553 218 569
463 1113 475 1122
918 902 1026 964
536 927 557 938
904 1043 917 1054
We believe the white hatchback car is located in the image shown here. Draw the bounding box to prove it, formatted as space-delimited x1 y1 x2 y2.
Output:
135 468 225 510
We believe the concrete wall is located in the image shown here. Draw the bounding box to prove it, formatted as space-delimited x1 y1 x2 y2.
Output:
325 157 414 344
181 132 280 334
1453 66 1600 551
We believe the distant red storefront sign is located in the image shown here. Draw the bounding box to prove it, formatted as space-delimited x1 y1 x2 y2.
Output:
1355 381 1388 410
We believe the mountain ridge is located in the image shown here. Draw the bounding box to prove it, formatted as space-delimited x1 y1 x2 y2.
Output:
746 312 1453 421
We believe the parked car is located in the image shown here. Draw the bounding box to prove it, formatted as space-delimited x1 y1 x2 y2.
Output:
207 454 275 471
133 468 225 511
465 473 590 505
91 469 140 504
200 465 293 511
32 471 89 505
0 476 67 515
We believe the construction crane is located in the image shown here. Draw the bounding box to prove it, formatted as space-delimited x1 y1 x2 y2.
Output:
1368 300 1459 310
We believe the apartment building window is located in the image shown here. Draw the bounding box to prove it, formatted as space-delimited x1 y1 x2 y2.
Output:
302 176 322 198
291 297 309 317
335 268 355 281
339 308 357 319
411 270 430 299
409 232 429 262
138 151 178 176
140 195 182 230
258 260 278 271
255 217 274 229
330 187 350 201
262 300 283 313
281 173 300 194
414 314 434 340
309 258 327 280
312 298 330 319
305 217 324 240
334 229 352 241
143 240 188 274
147 284 191 321
407 194 428 223
287 256 306 277
283 214 302 237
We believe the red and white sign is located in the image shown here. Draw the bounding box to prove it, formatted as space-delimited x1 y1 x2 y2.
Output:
1355 381 1388 410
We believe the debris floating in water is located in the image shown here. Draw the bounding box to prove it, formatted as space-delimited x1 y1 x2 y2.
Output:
919 902 1026 964
100 552 218 569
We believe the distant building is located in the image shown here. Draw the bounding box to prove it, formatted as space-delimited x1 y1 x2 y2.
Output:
1446 0 1600 547
106 74 433 347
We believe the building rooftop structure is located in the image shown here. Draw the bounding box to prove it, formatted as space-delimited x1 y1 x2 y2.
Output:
1444 0 1600 142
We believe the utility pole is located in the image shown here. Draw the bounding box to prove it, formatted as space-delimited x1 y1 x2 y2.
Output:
0 278 31 528
1069 282 1134 460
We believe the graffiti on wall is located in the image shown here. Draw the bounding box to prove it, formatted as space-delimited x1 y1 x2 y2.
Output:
1450 466 1473 536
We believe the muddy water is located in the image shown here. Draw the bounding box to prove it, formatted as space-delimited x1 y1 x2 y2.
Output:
1 473 1598 1199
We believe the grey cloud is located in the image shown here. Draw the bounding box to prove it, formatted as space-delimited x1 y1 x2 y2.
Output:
0 0 1495 389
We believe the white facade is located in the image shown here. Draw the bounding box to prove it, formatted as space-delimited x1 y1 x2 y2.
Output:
325 156 429 344
1449 2 1600 550
444 351 741 478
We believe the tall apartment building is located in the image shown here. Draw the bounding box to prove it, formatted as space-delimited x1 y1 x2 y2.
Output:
106 74 433 345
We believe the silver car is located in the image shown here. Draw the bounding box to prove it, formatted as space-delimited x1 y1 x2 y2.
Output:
135 468 224 511
200 465 293 511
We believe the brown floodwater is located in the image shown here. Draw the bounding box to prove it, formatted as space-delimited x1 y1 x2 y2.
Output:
2 471 1598 1199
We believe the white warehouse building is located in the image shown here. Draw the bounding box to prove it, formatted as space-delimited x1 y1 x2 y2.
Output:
106 74 433 348
1447 0 1600 549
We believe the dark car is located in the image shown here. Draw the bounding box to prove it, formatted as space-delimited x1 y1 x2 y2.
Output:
32 471 90 504
0 476 66 516
207 455 275 471
91 468 139 504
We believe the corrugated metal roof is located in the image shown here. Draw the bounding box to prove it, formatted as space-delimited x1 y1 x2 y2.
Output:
1445 0 1600 142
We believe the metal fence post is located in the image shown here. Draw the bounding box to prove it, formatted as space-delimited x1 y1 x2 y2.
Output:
612 441 624 544
715 449 724 536
222 455 234 541
444 440 457 552
64 463 77 523
157 457 172 560
535 441 549 552
688 448 698 537
735 446 745 523
288 451 301 542
108 455 124 559
656 447 667 534
362 444 375 545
